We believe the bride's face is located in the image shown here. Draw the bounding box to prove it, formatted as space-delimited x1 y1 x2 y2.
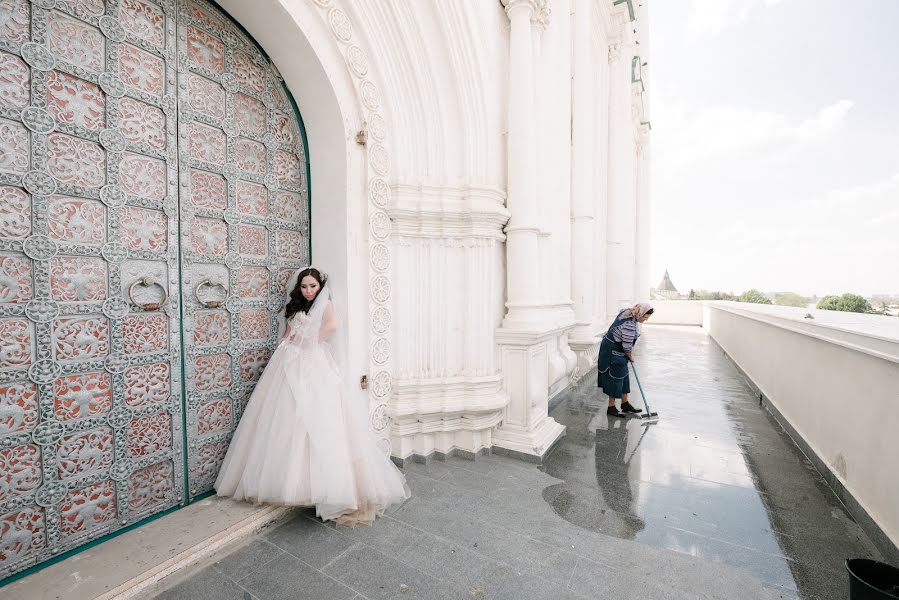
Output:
299 275 320 301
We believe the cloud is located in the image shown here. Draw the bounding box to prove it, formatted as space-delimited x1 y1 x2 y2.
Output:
686 0 788 41
653 99 854 174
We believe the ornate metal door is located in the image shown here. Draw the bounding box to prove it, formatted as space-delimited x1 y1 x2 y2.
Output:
175 0 308 501
0 0 309 578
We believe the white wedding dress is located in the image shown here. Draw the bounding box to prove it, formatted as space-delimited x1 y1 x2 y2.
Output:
214 279 409 526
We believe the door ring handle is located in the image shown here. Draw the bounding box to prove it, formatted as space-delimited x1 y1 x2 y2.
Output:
128 277 169 311
195 279 229 309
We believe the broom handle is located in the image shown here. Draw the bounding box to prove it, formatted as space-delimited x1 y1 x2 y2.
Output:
630 362 652 413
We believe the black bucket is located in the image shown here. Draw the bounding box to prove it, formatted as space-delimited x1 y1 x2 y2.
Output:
847 559 899 599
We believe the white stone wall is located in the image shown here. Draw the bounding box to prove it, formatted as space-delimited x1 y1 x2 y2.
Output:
230 0 650 460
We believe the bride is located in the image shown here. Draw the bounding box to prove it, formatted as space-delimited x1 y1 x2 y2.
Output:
215 266 410 526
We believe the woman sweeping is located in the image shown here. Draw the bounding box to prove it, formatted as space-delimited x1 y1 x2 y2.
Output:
598 303 654 417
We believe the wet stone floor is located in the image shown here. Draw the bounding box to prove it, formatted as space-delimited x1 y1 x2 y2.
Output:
142 325 882 600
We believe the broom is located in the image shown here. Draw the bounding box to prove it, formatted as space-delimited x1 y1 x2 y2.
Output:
630 363 659 420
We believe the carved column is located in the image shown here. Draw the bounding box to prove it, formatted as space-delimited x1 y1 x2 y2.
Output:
634 133 651 301
568 0 601 378
501 0 542 330
605 31 636 317
494 0 567 461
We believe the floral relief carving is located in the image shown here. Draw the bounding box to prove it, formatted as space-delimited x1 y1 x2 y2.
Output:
0 444 41 503
234 93 265 136
189 170 227 210
60 0 105 17
231 50 265 94
187 74 225 121
239 348 270 383
53 371 112 421
59 479 116 538
237 224 267 257
197 398 230 435
269 114 293 148
193 440 228 486
120 0 166 50
273 151 302 188
189 5 221 31
0 0 30 43
0 507 46 563
56 427 114 480
236 181 267 216
119 44 165 97
50 256 108 302
193 353 231 391
47 196 106 246
127 460 173 510
187 26 225 74
128 411 172 457
189 123 226 164
191 217 228 256
275 230 303 260
120 206 167 252
0 319 33 368
274 268 293 297
193 310 230 347
0 382 39 437
52 316 109 361
0 186 31 238
0 119 30 175
0 52 30 109
46 70 105 131
123 362 170 409
48 11 105 73
47 133 106 188
0 256 33 305
274 191 302 221
119 97 166 149
235 267 268 300
238 309 269 340
234 138 265 175
122 313 168 355
119 152 166 200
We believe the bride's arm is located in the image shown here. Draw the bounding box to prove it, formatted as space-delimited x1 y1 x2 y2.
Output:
279 321 292 343
318 302 339 342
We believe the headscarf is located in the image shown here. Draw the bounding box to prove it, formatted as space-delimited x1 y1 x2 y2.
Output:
621 302 654 320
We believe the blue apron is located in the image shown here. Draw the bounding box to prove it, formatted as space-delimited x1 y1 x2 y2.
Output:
597 311 635 398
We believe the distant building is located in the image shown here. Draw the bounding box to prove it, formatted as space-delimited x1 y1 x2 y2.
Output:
654 269 680 299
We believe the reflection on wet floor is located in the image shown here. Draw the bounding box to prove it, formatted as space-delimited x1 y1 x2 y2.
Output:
543 325 883 600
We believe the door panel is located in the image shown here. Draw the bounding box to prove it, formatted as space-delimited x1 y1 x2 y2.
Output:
0 0 183 577
176 0 308 500
0 0 309 578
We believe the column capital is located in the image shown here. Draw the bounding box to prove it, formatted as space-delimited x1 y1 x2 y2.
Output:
503 0 551 28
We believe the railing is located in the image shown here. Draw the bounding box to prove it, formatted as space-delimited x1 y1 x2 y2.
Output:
699 302 899 561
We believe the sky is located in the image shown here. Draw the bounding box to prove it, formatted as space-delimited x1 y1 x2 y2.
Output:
648 0 899 297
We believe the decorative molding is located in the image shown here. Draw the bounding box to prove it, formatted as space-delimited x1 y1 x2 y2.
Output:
309 0 395 456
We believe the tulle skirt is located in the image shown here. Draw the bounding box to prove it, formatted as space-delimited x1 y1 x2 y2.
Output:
214 341 410 525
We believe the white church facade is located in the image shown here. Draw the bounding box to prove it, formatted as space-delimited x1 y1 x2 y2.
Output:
0 0 649 577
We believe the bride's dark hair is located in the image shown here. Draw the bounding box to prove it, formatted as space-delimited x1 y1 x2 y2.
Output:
284 267 326 320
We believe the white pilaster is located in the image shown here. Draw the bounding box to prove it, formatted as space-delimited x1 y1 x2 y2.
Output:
634 136 651 302
605 18 637 318
502 0 543 330
495 0 567 460
569 0 601 378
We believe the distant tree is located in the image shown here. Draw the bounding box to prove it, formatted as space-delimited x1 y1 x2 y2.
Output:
817 295 840 310
774 292 811 308
738 289 772 304
816 293 871 313
688 289 697 300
